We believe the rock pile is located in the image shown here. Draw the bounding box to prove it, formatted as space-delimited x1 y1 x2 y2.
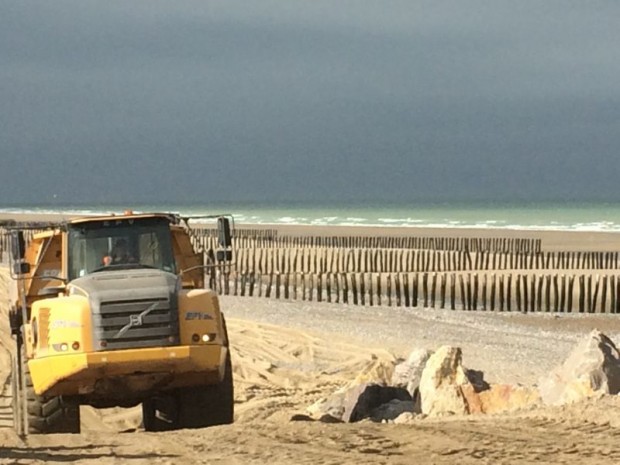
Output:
302 329 620 424
538 329 620 405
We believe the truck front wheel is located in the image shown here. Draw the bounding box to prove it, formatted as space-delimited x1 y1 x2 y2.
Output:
141 395 178 432
142 349 234 431
14 347 81 435
178 349 234 428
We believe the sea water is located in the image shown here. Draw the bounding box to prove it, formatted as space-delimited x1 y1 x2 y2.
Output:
2 201 620 232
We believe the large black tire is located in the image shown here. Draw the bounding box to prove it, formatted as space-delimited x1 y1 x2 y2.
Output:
142 349 234 431
142 395 178 432
178 349 234 428
19 347 81 434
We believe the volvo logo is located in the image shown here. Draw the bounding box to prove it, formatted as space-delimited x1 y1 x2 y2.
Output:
129 314 143 326
113 302 158 339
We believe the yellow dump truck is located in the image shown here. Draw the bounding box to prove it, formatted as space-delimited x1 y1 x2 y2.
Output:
3 212 234 435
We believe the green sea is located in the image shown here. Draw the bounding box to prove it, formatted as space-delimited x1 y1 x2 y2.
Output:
2 201 620 232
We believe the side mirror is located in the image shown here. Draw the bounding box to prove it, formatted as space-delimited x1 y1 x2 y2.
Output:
11 231 26 260
217 217 232 248
12 261 30 276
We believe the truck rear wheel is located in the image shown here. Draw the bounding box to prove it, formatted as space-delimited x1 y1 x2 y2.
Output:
141 395 178 432
142 350 234 431
178 349 234 428
13 346 81 435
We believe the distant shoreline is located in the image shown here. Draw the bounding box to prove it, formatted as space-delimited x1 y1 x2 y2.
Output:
1 212 619 252
3 203 620 234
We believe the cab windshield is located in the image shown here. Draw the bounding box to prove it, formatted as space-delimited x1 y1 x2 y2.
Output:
68 217 176 280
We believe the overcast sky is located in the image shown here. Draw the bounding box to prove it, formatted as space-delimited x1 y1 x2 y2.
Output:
1 1 619 207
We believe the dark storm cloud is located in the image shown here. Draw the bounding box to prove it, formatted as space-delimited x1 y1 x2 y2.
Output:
1 1 619 206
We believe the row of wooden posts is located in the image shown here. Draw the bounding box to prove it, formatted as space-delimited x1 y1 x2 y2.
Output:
210 270 620 314
191 228 542 253
2 226 620 314
0 226 544 255
227 247 620 274
0 229 38 262
190 228 279 240
0 226 541 257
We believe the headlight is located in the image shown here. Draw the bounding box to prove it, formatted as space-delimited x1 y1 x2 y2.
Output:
52 343 69 352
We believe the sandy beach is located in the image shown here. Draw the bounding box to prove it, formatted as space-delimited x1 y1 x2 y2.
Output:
1 215 620 464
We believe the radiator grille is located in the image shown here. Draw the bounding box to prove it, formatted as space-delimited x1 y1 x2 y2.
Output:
96 297 179 350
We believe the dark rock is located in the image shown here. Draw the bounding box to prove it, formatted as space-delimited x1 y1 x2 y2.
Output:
342 383 412 423
318 414 343 423
370 399 415 422
465 368 490 393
